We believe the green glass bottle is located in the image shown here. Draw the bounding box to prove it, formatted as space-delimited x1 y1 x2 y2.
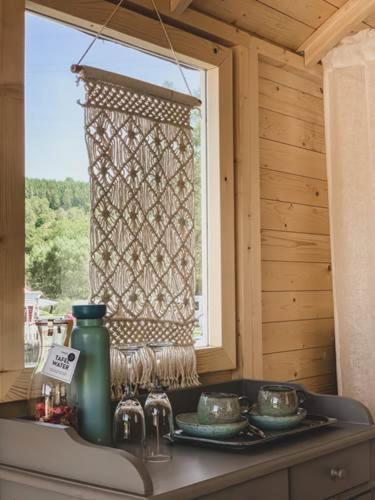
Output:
71 304 112 446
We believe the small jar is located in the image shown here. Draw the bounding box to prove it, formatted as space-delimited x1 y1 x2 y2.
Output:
27 318 76 426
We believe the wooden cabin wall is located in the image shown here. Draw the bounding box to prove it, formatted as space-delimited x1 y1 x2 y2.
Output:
0 1 338 409
258 59 336 394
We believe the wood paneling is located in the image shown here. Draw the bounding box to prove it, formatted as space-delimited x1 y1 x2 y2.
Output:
233 46 263 379
260 78 324 126
263 346 335 380
296 373 337 394
260 108 326 153
262 261 332 291
258 0 337 29
259 62 323 99
170 0 193 15
261 230 331 262
260 139 327 180
192 0 314 50
261 169 328 207
199 370 237 385
123 0 323 82
258 61 335 393
263 318 335 353
0 0 25 399
190 0 371 55
261 199 330 235
262 290 334 322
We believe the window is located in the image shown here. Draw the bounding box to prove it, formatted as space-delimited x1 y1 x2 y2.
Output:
24 13 208 365
0 1 235 402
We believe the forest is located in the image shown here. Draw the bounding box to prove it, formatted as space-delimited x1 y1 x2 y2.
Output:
25 178 90 314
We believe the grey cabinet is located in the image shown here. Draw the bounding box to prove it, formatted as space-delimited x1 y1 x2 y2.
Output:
198 470 289 500
1 379 375 500
291 443 371 500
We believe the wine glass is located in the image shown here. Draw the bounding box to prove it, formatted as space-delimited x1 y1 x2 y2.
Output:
113 345 145 458
144 342 174 463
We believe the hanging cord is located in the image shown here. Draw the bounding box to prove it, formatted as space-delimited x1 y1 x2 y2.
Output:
150 0 194 98
75 0 126 66
74 0 195 99
73 0 201 118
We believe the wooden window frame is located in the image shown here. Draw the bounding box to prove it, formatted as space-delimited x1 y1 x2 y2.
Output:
0 0 236 402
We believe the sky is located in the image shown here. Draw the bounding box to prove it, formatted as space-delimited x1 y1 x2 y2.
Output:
25 13 202 182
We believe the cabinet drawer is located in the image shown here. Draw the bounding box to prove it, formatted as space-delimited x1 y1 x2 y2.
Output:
291 443 370 500
198 469 288 500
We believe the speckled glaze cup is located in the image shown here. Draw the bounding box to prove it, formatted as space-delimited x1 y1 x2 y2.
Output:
197 392 250 425
257 385 304 417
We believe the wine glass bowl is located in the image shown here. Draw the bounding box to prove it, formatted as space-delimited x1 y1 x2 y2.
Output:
144 342 174 463
113 345 146 457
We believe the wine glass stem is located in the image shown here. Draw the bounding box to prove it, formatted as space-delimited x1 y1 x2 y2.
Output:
154 414 160 455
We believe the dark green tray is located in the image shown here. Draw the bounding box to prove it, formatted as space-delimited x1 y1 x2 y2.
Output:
167 414 338 451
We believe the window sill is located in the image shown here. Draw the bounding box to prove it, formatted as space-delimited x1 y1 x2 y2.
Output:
196 345 236 374
0 345 235 403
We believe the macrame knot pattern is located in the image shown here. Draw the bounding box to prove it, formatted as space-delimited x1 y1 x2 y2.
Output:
78 66 200 390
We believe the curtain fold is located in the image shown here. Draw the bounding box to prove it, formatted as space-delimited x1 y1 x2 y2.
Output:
323 30 375 415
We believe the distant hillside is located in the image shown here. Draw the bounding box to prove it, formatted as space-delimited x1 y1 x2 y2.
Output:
26 177 90 212
25 177 90 314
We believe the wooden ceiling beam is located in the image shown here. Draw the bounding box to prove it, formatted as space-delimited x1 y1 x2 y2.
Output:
123 0 322 82
170 0 192 15
298 0 375 66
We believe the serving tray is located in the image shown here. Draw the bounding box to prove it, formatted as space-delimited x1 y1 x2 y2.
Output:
168 414 338 451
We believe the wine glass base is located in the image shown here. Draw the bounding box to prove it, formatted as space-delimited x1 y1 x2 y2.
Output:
144 455 171 463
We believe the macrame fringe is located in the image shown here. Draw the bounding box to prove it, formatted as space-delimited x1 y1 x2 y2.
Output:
110 344 199 398
155 345 200 389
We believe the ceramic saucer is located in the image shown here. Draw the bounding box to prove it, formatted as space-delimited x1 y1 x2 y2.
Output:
175 413 248 439
248 407 307 431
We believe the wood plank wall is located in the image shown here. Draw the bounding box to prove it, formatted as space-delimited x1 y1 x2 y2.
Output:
0 0 25 400
258 60 337 394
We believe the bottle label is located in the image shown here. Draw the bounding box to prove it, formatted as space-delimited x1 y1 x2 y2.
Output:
42 345 80 384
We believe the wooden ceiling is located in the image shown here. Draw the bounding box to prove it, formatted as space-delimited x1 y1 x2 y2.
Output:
110 0 375 66
190 0 375 52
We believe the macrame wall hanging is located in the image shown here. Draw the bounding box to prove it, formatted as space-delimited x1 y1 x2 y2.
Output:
73 64 201 390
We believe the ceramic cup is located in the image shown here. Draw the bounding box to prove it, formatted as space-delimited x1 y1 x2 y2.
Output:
257 385 304 417
197 392 251 425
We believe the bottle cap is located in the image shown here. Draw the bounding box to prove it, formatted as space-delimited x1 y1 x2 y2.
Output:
72 304 106 320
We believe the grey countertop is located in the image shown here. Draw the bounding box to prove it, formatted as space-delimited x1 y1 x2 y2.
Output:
145 422 375 499
2 380 375 499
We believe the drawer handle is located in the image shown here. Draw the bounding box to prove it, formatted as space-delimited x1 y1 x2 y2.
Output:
330 468 347 480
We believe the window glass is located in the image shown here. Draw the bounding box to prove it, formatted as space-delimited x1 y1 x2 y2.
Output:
25 13 207 366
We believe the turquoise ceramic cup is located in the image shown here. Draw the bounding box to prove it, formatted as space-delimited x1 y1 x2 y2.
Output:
197 392 250 424
257 385 304 417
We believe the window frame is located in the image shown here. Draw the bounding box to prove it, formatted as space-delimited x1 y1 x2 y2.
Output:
0 0 236 402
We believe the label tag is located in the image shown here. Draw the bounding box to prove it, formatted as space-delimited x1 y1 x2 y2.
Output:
41 345 80 384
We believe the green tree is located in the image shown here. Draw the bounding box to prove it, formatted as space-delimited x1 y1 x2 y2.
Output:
26 178 90 314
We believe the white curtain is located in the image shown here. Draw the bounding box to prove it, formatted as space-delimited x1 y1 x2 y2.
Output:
323 29 375 415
